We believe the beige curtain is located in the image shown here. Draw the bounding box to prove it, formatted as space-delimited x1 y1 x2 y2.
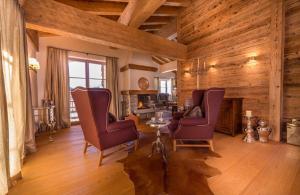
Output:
45 47 70 129
106 57 120 118
0 0 36 193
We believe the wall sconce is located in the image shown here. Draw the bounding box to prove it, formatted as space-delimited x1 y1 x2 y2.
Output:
29 57 40 71
184 68 191 74
209 64 216 69
185 59 217 75
247 56 257 66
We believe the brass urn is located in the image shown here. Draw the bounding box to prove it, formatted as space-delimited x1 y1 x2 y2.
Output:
257 120 272 143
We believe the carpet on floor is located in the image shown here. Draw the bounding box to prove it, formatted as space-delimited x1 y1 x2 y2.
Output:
120 133 221 195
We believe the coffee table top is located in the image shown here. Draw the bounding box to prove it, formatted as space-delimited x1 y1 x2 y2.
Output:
146 119 170 128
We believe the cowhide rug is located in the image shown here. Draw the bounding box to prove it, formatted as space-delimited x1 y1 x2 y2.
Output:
120 133 221 195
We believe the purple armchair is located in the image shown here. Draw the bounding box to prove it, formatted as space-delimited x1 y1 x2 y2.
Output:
168 89 206 131
170 88 225 152
71 87 139 166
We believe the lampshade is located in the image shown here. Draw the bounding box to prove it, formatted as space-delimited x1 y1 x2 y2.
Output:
29 57 40 70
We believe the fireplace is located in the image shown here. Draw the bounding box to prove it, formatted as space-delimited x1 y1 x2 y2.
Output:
121 90 175 119
121 90 158 118
137 94 157 110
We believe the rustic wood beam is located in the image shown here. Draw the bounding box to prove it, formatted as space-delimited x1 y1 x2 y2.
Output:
77 0 189 7
152 56 166 65
139 24 164 31
24 0 187 59
26 29 39 51
154 6 178 16
120 64 158 72
38 31 58 37
54 0 178 16
118 0 166 28
118 0 137 25
101 15 120 21
54 0 126 15
143 16 173 25
269 0 285 141
164 0 190 7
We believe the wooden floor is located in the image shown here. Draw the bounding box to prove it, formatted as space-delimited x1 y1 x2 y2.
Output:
9 126 300 195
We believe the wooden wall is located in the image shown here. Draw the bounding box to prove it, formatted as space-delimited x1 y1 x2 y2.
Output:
177 0 272 121
284 0 300 122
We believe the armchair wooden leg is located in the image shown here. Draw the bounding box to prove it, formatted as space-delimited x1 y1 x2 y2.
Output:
134 140 138 151
173 139 177 152
208 140 214 152
98 151 103 167
83 141 89 154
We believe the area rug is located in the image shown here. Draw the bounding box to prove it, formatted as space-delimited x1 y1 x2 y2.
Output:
120 133 221 195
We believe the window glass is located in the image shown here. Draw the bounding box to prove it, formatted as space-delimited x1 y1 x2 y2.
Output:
89 62 103 79
89 79 103 88
159 79 172 94
68 60 85 78
69 78 86 90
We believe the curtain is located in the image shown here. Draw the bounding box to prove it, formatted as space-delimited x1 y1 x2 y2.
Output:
0 0 36 194
106 57 120 118
45 47 70 129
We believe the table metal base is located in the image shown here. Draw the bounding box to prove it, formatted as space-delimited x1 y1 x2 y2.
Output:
148 129 167 163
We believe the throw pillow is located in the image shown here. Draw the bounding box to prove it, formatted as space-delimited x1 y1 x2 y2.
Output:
185 106 202 118
183 108 192 117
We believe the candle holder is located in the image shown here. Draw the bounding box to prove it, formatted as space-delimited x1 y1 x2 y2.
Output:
243 115 256 143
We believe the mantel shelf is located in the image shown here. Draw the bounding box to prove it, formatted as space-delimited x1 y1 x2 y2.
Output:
121 90 158 95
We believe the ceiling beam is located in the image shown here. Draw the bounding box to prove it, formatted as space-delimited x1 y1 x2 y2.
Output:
118 0 137 25
164 0 190 7
155 18 177 38
152 56 166 65
82 0 189 7
24 0 187 59
26 29 39 51
54 0 178 16
118 0 166 28
54 0 126 15
143 16 173 25
101 15 120 21
154 6 178 16
139 24 164 31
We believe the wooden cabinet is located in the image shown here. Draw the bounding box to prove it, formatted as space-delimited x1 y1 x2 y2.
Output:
215 98 243 136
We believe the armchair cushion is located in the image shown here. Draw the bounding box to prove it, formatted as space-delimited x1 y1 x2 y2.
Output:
179 117 208 126
107 120 136 132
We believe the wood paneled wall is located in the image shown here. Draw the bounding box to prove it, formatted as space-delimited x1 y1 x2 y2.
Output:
177 0 272 121
284 0 300 122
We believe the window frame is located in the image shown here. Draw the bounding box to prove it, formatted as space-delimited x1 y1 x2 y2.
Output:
68 57 106 124
159 79 172 94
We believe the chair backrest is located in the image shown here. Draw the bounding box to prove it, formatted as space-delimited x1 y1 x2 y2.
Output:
71 87 111 148
158 93 169 102
201 88 225 127
192 90 206 107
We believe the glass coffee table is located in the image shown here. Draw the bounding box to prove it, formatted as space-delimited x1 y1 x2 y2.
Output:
146 119 170 163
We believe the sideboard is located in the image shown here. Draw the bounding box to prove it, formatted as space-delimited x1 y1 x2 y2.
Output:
215 98 243 136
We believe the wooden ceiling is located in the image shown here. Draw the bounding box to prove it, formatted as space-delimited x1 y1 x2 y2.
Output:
54 0 189 34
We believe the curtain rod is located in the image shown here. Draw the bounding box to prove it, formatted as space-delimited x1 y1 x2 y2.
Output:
47 46 119 59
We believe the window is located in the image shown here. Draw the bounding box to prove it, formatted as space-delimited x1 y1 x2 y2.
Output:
69 58 106 123
159 79 172 95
